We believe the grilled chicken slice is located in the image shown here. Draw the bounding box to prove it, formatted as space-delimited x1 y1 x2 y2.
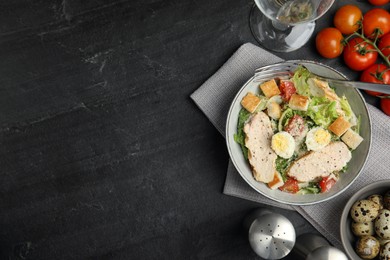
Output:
244 112 277 183
287 141 352 182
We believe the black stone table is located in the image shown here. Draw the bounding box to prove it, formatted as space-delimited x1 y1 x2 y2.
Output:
0 0 383 259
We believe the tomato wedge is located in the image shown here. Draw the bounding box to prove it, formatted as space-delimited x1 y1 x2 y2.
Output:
279 178 299 193
279 80 296 101
319 176 336 193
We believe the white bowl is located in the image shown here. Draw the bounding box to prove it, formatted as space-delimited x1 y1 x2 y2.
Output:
225 60 372 205
340 180 390 260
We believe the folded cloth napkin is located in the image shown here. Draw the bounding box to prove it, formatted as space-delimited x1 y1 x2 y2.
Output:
190 42 390 250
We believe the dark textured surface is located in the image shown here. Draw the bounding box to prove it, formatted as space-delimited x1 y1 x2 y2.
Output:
0 0 383 259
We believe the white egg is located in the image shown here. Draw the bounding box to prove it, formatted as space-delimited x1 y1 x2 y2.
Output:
305 127 331 151
271 131 295 159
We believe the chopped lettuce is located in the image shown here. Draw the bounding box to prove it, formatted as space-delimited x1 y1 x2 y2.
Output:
307 97 339 128
298 183 321 194
275 156 296 181
278 108 295 132
234 108 251 160
292 65 311 96
339 95 358 126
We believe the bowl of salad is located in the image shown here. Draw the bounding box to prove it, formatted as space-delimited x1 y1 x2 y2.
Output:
226 60 371 205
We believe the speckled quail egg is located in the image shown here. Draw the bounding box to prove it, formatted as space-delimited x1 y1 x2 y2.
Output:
377 236 390 246
351 199 381 223
355 235 380 259
384 191 390 210
368 194 384 210
352 221 375 236
305 127 331 151
271 131 295 159
375 209 390 239
380 241 390 260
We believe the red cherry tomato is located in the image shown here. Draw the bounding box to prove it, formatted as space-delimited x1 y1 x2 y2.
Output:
316 27 344 59
319 176 336 193
343 37 378 71
278 178 299 194
360 63 390 96
333 5 363 35
279 80 296 101
362 8 390 38
380 97 390 116
378 33 390 58
368 0 390 5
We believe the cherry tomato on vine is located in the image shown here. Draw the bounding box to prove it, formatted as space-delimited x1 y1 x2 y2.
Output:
368 0 390 6
362 8 390 38
378 33 390 58
343 37 378 71
333 5 362 35
315 27 344 58
360 64 390 96
380 97 390 116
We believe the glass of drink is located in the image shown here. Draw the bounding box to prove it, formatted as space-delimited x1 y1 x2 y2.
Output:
249 0 335 52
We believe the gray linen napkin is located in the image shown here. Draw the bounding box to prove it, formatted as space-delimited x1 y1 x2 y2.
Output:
190 42 390 250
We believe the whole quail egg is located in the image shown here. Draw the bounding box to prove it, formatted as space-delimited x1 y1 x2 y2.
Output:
355 235 380 259
375 209 390 240
352 221 375 236
368 194 384 210
351 199 381 223
380 241 390 260
384 191 390 210
271 131 295 159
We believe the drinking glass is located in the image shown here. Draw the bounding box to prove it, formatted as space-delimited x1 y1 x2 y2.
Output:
249 0 335 52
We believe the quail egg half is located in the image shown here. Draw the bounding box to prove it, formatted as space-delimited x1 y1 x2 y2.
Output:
271 131 295 159
305 126 331 151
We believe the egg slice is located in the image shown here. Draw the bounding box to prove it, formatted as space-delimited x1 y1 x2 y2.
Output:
305 127 331 151
271 131 295 159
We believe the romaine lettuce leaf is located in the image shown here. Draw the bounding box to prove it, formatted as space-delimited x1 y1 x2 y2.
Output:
292 66 311 96
234 108 251 160
307 96 339 128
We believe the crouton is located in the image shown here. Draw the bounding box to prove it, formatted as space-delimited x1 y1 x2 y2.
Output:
267 171 284 190
288 93 310 111
267 102 281 120
341 128 364 149
241 92 261 113
259 79 280 98
328 116 351 137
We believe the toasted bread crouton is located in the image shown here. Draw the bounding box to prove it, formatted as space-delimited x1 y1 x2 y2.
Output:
328 116 351 137
341 128 364 149
308 78 339 101
267 171 284 190
241 92 261 113
288 93 310 111
267 102 281 120
259 79 280 98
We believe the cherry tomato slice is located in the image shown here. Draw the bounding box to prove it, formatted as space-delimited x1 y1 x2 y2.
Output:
279 80 296 101
343 37 378 71
360 63 390 96
278 178 299 194
319 176 336 193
